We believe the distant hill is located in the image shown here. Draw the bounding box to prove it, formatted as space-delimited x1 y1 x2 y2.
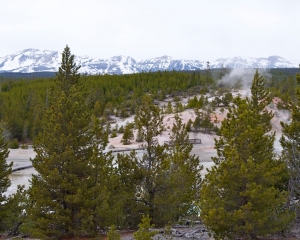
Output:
0 71 56 79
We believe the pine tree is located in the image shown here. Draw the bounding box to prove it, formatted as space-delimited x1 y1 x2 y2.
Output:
250 70 272 112
117 97 201 226
249 69 274 131
26 46 116 239
55 45 81 95
107 225 121 240
160 114 202 223
121 124 134 145
199 73 294 239
0 127 12 233
133 215 157 240
166 101 173 114
186 119 193 132
93 100 102 117
3 186 28 236
120 94 167 224
193 111 202 132
280 70 300 216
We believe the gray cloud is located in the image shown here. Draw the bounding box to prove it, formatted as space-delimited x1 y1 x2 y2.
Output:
0 0 299 61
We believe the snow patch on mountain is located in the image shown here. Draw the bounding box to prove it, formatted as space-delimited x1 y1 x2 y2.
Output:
0 49 298 75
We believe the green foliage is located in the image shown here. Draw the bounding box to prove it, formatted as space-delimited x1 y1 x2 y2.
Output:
192 108 215 133
118 125 124 133
185 119 193 132
107 225 121 240
187 95 207 109
199 72 294 239
8 138 19 149
26 46 118 239
173 96 181 102
280 70 300 216
20 143 28 149
0 68 296 143
133 215 157 240
0 127 12 233
119 107 130 119
110 131 117 138
222 92 233 106
174 102 184 113
193 115 201 132
55 45 81 95
164 222 172 235
0 68 213 141
163 114 202 222
117 97 201 226
249 70 273 130
117 94 166 225
121 124 134 145
277 101 287 110
93 100 102 117
268 75 297 103
136 128 144 142
3 186 29 236
165 101 173 114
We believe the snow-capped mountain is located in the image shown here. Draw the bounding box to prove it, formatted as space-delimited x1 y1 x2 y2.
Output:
137 55 206 72
0 49 59 72
210 56 297 69
0 49 298 75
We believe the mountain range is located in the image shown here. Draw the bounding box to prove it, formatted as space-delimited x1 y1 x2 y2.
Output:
0 49 298 75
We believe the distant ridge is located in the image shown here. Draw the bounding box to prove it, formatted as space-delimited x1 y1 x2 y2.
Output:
0 49 298 75
0 71 56 79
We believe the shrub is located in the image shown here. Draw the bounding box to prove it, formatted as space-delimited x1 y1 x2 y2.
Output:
107 225 120 240
173 96 181 102
8 138 19 149
110 131 117 138
21 144 29 149
134 215 157 240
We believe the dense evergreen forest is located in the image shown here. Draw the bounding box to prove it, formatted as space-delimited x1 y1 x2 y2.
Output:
0 67 297 144
0 68 214 143
0 46 300 239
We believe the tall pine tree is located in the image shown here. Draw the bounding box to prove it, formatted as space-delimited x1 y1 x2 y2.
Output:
26 46 116 239
200 72 294 239
0 127 12 232
280 69 300 217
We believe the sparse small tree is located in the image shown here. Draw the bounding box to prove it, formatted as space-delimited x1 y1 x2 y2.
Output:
133 215 157 240
166 101 173 114
136 128 144 142
121 124 134 145
186 119 193 132
193 112 202 132
107 225 121 240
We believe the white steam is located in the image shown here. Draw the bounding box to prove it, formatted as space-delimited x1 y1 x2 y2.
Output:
218 68 272 97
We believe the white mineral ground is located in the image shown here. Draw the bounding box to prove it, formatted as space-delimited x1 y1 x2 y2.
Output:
5 91 290 197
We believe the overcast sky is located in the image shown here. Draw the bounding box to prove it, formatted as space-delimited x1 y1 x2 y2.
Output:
1 0 299 61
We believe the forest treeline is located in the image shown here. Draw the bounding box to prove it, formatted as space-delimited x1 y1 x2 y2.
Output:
0 68 213 143
0 64 297 144
0 46 300 239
